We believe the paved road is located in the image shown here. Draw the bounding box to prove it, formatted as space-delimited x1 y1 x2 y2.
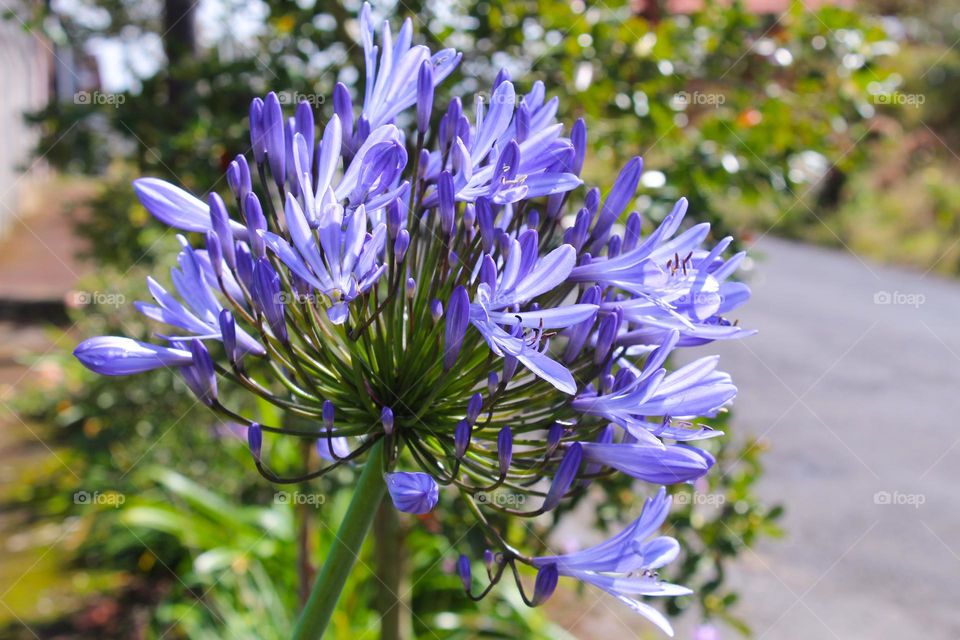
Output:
556 237 960 639
693 237 960 639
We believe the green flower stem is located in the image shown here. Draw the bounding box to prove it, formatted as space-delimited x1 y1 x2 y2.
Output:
292 438 387 640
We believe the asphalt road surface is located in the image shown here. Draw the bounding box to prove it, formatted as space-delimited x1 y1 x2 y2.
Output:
696 236 960 639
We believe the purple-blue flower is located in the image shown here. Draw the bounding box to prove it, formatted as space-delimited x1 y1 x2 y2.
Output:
73 4 755 632
74 336 192 375
385 471 439 515
532 488 690 636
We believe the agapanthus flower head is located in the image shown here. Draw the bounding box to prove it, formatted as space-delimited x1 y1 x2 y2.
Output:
73 4 752 633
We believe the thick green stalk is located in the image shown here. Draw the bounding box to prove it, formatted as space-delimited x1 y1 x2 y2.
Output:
374 498 409 640
292 438 387 640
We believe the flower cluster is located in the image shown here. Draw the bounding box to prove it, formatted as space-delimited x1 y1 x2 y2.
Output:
74 5 751 635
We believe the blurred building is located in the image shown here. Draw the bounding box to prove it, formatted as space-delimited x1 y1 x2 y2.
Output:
0 18 51 237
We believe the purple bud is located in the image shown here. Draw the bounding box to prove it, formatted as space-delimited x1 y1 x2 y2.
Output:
487 372 499 397
466 393 483 424
531 563 558 606
607 234 622 258
418 149 430 179
461 207 477 240
219 309 239 364
385 471 439 514
497 426 512 476
180 339 217 406
394 229 410 263
237 154 252 197
417 61 434 136
542 443 582 511
584 187 601 214
208 193 236 268
406 277 416 298
623 212 642 252
479 254 497 292
594 309 622 364
502 355 518 386
355 115 371 147
483 549 495 571
263 92 286 188
243 192 267 257
226 161 241 196
443 286 470 370
515 102 530 142
546 192 564 220
333 83 354 145
457 554 471 591
247 423 262 462
589 157 642 252
454 420 471 459
382 406 394 435
430 299 443 322
438 171 455 237
323 400 335 429
563 285 600 363
249 98 265 164
227 154 252 204
74 337 192 376
294 100 315 159
387 198 404 239
571 118 587 176
546 423 565 456
493 68 511 89
439 98 462 149
526 209 539 230
235 243 254 291
205 231 223 281
252 258 287 343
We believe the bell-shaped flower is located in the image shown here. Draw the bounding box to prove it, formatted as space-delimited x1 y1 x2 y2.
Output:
531 488 690 636
73 337 193 376
385 471 439 514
